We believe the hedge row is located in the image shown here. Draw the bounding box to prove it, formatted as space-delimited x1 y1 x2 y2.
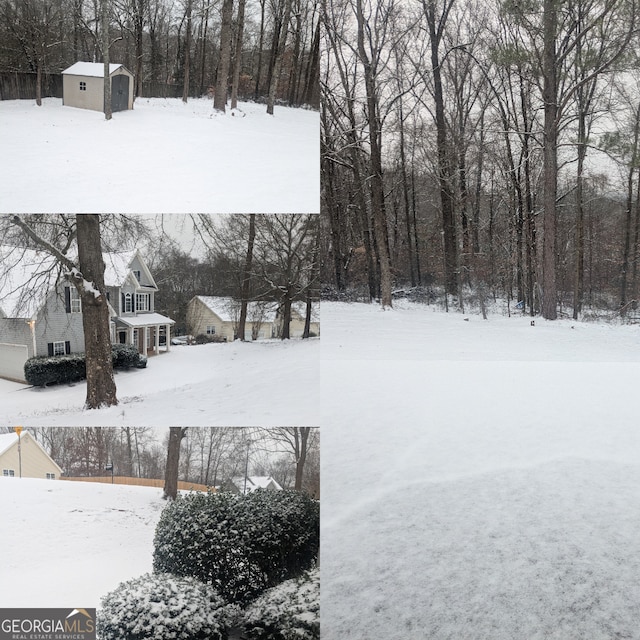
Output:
24 344 146 386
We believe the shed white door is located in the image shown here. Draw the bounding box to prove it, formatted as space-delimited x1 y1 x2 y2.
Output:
0 343 28 382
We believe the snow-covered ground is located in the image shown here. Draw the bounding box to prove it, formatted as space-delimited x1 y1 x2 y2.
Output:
0 338 319 426
0 98 319 214
0 476 164 607
321 301 640 639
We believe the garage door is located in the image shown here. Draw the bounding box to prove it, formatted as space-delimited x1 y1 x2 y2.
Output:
0 343 28 382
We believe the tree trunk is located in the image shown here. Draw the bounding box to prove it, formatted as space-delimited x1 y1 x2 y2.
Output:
163 427 186 500
230 0 246 109
302 20 320 106
541 0 558 320
214 0 234 112
266 0 292 115
254 0 266 99
182 0 192 103
102 0 112 120
75 214 118 409
237 214 255 340
294 427 309 491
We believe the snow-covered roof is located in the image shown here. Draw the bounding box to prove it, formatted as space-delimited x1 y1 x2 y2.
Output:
0 245 146 319
115 313 175 327
196 296 279 323
0 432 19 456
62 62 127 77
230 475 283 494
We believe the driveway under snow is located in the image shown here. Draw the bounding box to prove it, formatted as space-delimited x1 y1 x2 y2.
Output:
0 98 319 214
0 338 319 426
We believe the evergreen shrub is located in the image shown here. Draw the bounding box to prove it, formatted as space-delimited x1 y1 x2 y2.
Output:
24 344 148 386
96 572 240 640
152 490 320 605
243 570 320 640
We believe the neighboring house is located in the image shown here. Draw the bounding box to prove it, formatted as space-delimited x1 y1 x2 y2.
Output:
62 62 134 113
223 476 284 495
186 296 320 341
0 431 63 480
0 245 174 383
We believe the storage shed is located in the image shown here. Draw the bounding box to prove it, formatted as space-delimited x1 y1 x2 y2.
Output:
62 62 134 113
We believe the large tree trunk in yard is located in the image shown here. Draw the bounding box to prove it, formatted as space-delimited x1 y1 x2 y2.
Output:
230 0 246 110
163 427 187 500
237 214 255 340
75 214 118 409
214 0 234 112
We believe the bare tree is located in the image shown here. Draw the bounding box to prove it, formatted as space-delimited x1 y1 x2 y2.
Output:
163 426 187 499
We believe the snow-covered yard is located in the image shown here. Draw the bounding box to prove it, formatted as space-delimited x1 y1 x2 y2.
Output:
0 338 319 426
0 98 319 214
0 476 164 607
321 302 640 639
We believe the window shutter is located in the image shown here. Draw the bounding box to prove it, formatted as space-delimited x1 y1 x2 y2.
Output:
65 341 71 355
64 287 71 313
121 293 125 313
47 343 54 356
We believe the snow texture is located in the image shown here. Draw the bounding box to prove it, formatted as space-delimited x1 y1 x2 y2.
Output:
0 98 319 213
0 477 164 607
0 337 318 426
321 301 640 640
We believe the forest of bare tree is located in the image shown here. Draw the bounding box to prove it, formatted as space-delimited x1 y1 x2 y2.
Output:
322 0 640 320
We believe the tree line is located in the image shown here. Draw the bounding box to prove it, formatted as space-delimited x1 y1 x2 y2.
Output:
0 0 320 110
322 0 640 320
1 426 319 497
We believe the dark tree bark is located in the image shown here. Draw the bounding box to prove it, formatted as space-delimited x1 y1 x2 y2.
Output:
230 0 246 109
163 427 187 500
214 0 234 112
266 0 292 115
182 0 192 103
237 213 255 341
102 0 112 120
75 214 118 409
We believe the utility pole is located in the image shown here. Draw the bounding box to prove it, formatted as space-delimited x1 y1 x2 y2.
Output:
14 426 23 478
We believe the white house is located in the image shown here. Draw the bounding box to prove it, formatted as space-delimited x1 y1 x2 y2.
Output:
224 475 284 495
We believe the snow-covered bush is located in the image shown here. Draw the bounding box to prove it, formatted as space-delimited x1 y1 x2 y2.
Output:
96 572 240 640
24 345 147 386
194 333 226 344
153 490 319 604
243 569 320 640
24 353 86 386
111 343 141 369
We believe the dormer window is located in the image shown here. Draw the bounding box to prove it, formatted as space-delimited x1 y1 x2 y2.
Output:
136 293 150 312
133 270 141 282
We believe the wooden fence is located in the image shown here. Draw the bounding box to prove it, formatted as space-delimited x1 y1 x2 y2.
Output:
0 71 186 101
0 72 63 101
60 475 214 492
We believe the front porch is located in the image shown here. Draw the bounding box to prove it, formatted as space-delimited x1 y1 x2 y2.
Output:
113 313 175 356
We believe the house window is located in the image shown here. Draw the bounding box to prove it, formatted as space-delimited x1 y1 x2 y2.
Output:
70 287 81 313
206 325 216 335
79 81 86 91
136 293 149 312
3 469 15 477
125 293 132 313
53 341 66 356
46 473 55 480
133 270 141 282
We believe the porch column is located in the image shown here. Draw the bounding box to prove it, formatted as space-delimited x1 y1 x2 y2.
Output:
144 327 148 355
154 324 160 354
166 324 171 352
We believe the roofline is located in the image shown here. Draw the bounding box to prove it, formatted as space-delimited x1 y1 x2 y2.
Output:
0 432 64 475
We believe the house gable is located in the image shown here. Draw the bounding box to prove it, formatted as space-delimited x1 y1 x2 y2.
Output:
0 432 63 479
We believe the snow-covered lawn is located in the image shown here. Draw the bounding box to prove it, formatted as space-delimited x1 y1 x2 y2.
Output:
321 301 640 639
0 98 319 214
1 338 319 426
0 477 164 607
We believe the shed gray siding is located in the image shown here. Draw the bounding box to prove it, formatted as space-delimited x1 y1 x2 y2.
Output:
63 66 134 112
34 287 85 356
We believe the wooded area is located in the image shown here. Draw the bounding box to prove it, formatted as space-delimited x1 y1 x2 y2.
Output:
321 0 640 319
0 0 320 107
